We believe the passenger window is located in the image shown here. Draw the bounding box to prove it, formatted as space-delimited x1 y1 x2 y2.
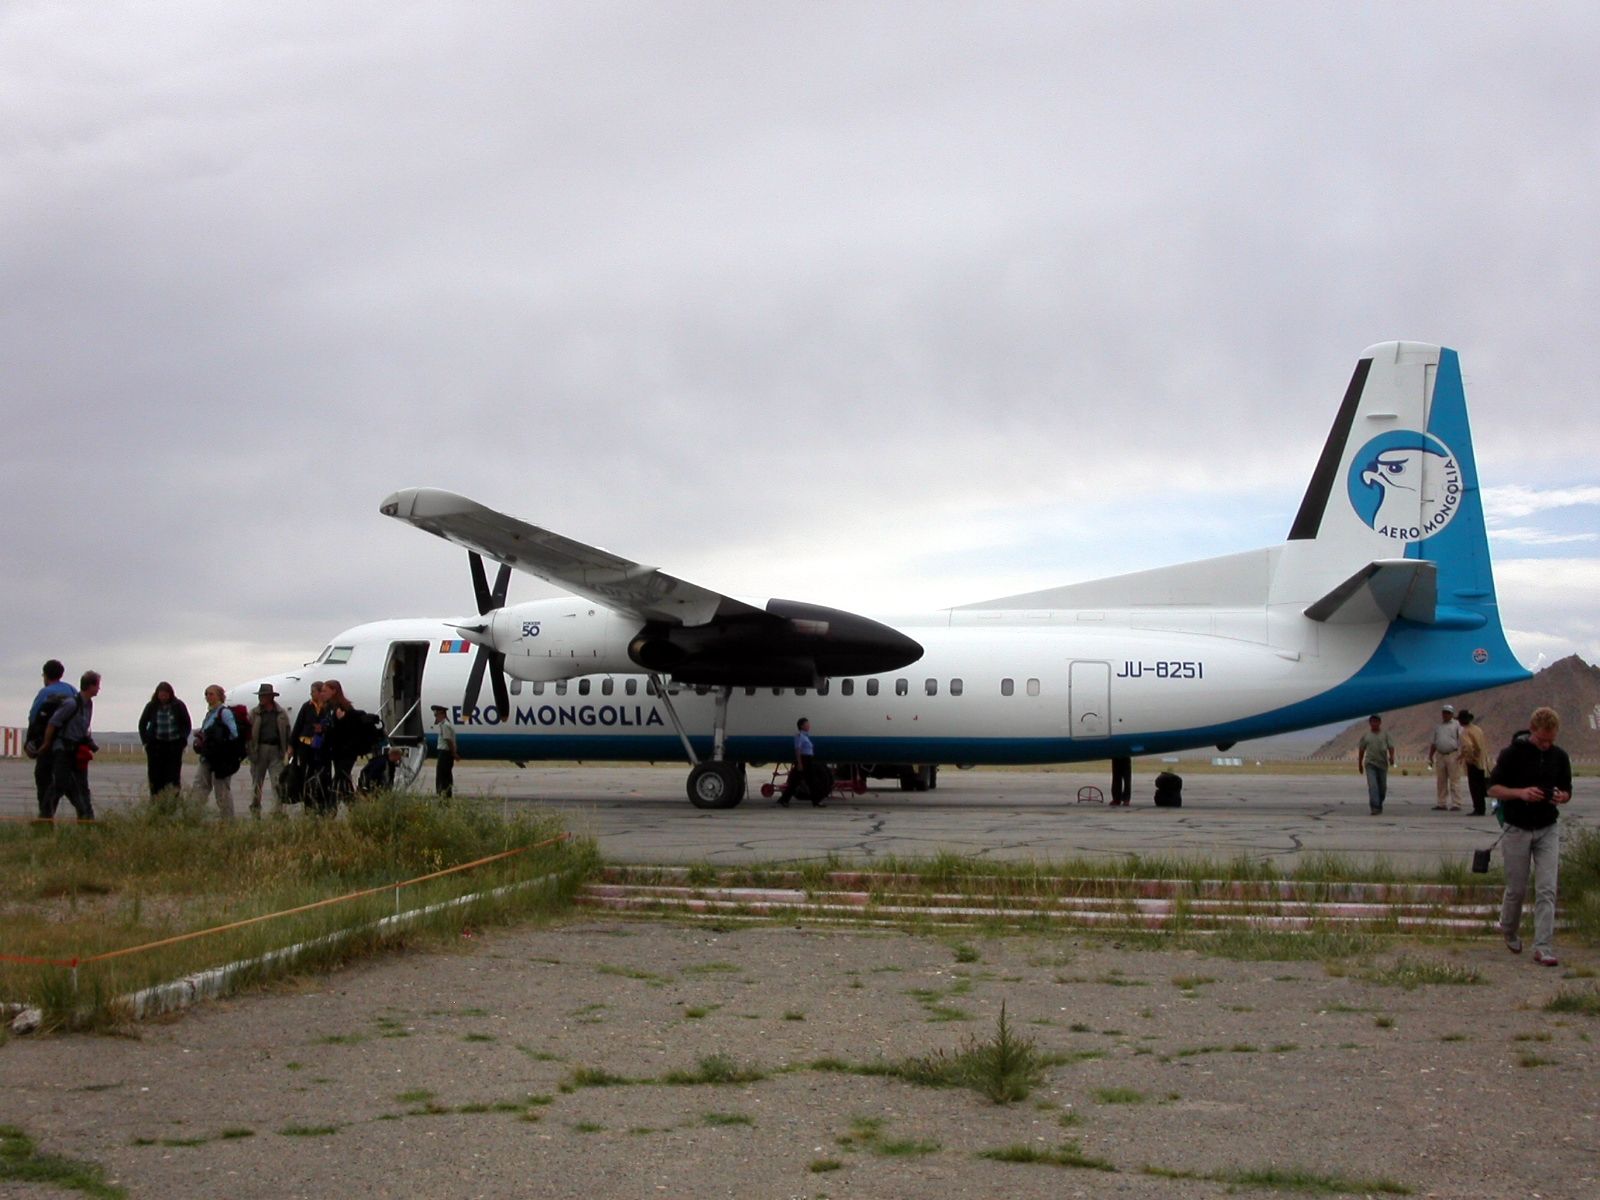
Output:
865 679 879 697
646 678 658 696
1026 678 1040 697
578 678 591 696
626 678 638 696
601 678 614 696
1001 678 1014 696
895 678 909 697
555 680 568 696
745 686 757 696
772 687 784 696
532 681 545 695
694 684 709 696
841 679 854 696
817 680 829 696
326 646 353 665
950 678 963 696
924 678 938 696
509 679 523 695
795 686 807 696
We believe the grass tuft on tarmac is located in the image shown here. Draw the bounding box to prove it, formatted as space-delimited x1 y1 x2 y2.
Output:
0 1124 123 1199
1142 1162 1412 1194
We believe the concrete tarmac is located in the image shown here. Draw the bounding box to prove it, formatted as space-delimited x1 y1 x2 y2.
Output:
4 759 1593 870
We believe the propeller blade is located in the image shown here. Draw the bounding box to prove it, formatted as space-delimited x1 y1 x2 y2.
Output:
469 552 493 615
463 644 490 719
489 650 511 723
490 562 511 609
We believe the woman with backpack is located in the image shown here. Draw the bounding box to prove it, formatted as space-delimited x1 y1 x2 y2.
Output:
138 682 191 797
193 684 244 819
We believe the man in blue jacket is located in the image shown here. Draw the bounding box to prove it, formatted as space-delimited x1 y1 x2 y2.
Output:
26 660 76 819
36 670 99 821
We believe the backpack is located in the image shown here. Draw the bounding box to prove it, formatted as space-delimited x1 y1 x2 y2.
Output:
348 711 384 759
23 693 70 757
1153 771 1184 808
202 706 250 777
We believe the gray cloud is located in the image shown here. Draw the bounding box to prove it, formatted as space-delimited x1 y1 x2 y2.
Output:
3 3 1598 725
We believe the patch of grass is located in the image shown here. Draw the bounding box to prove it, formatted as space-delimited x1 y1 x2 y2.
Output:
976 1141 1117 1171
924 1004 971 1022
1232 1043 1259 1052
571 1121 605 1133
836 1116 939 1157
809 1159 842 1173
1439 1033 1467 1042
783 1010 805 1021
158 1136 209 1147
1057 1110 1084 1127
681 962 739 975
661 1053 766 1086
952 943 981 963
1544 987 1600 1016
1325 1004 1376 1013
1175 1045 1224 1058
218 1128 254 1139
515 1044 564 1062
1564 966 1597 979
1513 1031 1553 1043
1142 1163 1411 1194
595 964 661 981
525 1094 553 1106
278 1124 338 1137
562 1067 633 1091
1271 1043 1299 1053
395 1089 435 1104
895 1003 1054 1104
1171 975 1216 989
1518 1053 1556 1068
1097 973 1149 986
1092 1087 1145 1105
1227 1005 1256 1012
1364 957 1485 990
702 1112 753 1126
456 1103 492 1114
0 1125 123 1198
683 1005 720 1019
463 1033 495 1043
1196 928 1385 963
1374 1016 1395 1029
312 1032 365 1045
1069 1022 1091 1032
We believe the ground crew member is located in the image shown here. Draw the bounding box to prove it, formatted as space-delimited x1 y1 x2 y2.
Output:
1488 707 1572 966
778 717 825 807
249 683 292 816
1428 704 1463 810
1356 714 1396 815
432 705 457 796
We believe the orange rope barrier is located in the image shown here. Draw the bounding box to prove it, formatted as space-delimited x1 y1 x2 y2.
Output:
1 832 572 970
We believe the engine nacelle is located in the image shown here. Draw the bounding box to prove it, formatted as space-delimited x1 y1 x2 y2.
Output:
486 598 644 682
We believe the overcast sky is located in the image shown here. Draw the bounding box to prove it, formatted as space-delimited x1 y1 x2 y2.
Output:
3 2 1598 728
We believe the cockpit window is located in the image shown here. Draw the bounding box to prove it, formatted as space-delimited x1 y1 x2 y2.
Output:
325 646 353 665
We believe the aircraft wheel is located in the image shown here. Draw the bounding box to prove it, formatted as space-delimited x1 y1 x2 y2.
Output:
688 761 745 809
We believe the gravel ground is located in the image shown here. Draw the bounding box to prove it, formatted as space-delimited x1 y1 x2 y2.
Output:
3 918 1599 1199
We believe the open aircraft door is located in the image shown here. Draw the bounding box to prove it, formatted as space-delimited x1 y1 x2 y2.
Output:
1068 660 1111 739
381 641 430 787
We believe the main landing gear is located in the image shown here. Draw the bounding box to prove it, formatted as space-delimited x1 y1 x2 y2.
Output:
651 676 747 810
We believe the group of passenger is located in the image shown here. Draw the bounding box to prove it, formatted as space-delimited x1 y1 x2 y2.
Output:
23 661 391 823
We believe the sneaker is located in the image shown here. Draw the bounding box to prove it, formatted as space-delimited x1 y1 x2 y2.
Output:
1432 805 1447 811
1503 930 1522 954
1533 950 1560 967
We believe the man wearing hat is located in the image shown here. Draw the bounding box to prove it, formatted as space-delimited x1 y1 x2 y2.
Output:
1428 703 1464 811
248 683 293 815
431 705 457 797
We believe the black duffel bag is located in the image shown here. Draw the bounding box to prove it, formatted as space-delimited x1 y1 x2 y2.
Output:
277 760 306 805
1153 771 1183 808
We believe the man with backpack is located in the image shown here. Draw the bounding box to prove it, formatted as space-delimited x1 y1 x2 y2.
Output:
35 669 100 821
25 660 76 819
193 684 248 819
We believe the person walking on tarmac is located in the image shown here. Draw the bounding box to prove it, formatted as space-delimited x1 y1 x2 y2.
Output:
778 717 827 807
25 660 76 819
1458 710 1490 816
431 705 457 797
1429 704 1464 810
36 670 99 821
138 681 191 797
248 684 292 816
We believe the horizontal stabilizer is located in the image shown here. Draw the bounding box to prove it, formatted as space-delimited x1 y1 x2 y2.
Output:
1303 560 1436 625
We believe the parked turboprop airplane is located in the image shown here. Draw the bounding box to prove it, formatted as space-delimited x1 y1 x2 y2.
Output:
234 342 1527 807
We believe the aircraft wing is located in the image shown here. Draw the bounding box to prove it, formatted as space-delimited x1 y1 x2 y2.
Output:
379 487 763 627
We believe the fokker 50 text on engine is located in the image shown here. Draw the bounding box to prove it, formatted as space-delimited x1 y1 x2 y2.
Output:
235 342 1528 807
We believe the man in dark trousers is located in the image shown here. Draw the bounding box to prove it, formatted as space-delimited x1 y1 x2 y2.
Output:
778 717 826 807
1110 756 1132 806
1488 707 1573 967
432 705 457 797
26 660 76 819
36 670 100 821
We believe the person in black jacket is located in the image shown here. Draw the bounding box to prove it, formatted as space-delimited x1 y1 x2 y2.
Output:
1488 707 1573 967
138 682 192 797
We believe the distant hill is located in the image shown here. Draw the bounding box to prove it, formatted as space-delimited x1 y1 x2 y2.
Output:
1314 654 1600 761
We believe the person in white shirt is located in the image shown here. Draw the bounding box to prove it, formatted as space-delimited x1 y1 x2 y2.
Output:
1428 703 1463 811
